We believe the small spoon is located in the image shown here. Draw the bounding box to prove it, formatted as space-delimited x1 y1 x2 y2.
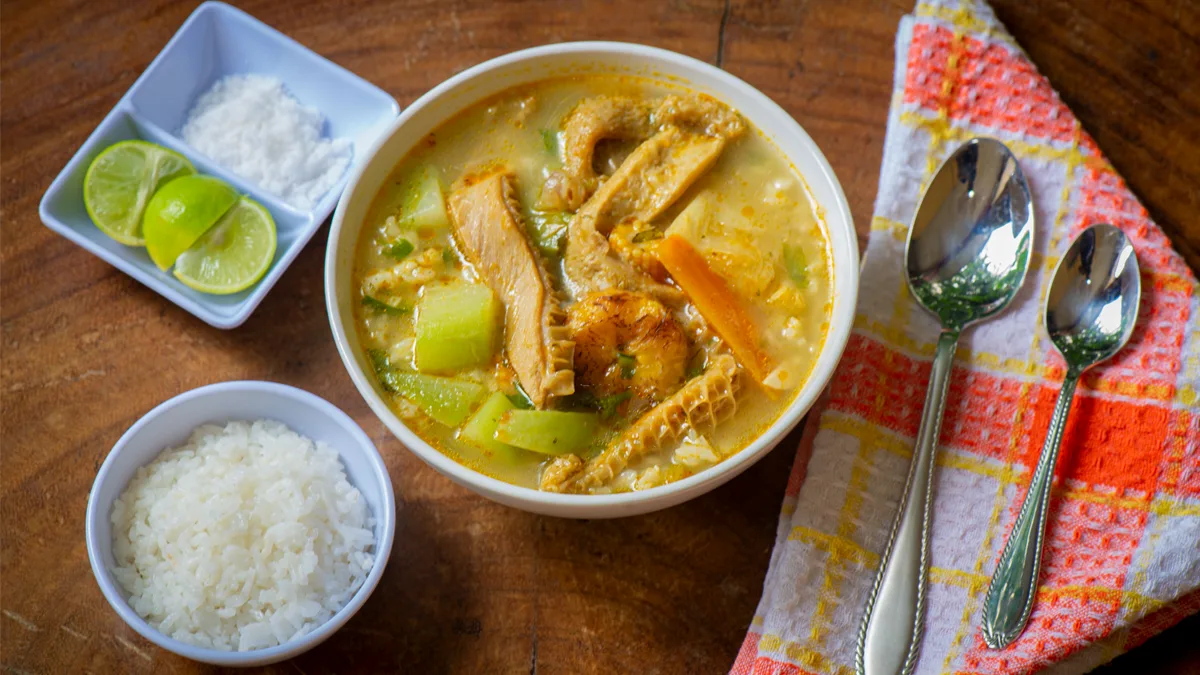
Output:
980 223 1141 649
856 138 1034 675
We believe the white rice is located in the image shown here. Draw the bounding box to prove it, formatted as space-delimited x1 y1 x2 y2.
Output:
181 74 352 210
110 420 375 652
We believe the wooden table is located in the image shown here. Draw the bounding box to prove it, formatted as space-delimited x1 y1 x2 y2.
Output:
3 1 1197 672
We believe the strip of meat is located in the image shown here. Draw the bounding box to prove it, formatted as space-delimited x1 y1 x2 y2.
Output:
540 354 741 492
580 126 725 231
561 93 747 301
448 171 574 407
653 94 746 139
562 126 728 302
539 96 655 211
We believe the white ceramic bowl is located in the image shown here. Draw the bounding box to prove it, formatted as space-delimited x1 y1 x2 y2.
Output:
85 381 396 667
326 42 858 518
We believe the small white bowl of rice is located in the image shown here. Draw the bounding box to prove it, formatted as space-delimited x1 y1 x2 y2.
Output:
85 381 396 667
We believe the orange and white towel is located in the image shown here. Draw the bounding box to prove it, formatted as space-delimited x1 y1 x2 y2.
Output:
733 1 1200 673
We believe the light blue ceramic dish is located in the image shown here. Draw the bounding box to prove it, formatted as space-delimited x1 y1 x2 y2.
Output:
38 1 399 329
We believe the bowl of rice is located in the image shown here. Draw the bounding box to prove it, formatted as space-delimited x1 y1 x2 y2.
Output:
85 381 396 667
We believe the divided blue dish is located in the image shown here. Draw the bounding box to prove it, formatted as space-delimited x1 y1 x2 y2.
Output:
38 1 399 329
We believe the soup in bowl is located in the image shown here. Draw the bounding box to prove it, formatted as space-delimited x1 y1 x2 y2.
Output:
326 43 858 517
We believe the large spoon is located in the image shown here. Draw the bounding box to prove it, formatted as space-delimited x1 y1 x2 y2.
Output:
856 138 1034 675
980 223 1140 649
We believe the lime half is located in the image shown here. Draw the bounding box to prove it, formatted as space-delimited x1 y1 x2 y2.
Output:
173 198 277 295
143 175 240 270
83 140 195 246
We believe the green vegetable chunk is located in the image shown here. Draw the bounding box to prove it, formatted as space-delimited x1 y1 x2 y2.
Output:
379 371 485 426
494 410 599 456
415 283 499 372
783 243 808 289
399 166 450 231
461 392 527 461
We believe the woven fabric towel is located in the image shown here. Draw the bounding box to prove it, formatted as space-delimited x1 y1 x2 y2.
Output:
732 1 1200 674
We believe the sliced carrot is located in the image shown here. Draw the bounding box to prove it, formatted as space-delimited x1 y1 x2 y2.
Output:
658 235 774 384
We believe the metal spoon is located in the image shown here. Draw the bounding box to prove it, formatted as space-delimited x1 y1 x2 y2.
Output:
980 223 1140 649
856 138 1033 675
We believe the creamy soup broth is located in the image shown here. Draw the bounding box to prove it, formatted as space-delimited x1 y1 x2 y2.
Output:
353 75 831 493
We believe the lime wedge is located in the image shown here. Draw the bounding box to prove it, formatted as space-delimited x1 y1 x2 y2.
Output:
143 175 239 270
173 198 277 295
83 140 195 246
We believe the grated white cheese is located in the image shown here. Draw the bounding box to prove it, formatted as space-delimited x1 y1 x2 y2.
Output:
181 74 351 210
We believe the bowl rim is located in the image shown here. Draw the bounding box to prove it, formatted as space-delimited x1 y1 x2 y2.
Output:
84 380 397 666
325 41 858 515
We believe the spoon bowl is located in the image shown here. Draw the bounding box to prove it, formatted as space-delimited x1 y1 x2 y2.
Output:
1045 223 1142 368
906 137 1034 329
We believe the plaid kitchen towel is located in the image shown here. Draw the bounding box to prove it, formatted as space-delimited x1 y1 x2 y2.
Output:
732 1 1200 674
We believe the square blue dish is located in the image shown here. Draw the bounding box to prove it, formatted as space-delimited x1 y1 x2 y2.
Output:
38 1 400 329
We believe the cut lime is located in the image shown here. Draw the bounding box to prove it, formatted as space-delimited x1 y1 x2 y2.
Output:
83 140 195 246
143 175 239 270
173 198 277 295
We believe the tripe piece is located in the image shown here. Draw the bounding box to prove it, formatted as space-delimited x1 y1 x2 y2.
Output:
562 95 745 301
448 170 575 407
542 96 656 211
540 353 741 493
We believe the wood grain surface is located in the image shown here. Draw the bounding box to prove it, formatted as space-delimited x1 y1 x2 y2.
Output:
2 0 1197 673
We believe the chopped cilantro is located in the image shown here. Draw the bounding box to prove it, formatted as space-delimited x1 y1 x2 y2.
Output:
528 210 570 258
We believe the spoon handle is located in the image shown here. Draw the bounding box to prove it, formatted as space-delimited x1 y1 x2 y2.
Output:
856 330 959 675
981 370 1080 649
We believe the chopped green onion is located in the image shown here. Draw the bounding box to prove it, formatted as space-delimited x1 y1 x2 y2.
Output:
596 391 632 419
632 229 663 244
442 247 456 265
617 352 636 379
367 348 391 374
783 243 808 289
506 383 536 410
686 365 705 380
387 239 414 260
557 389 633 418
362 295 411 316
557 390 596 411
